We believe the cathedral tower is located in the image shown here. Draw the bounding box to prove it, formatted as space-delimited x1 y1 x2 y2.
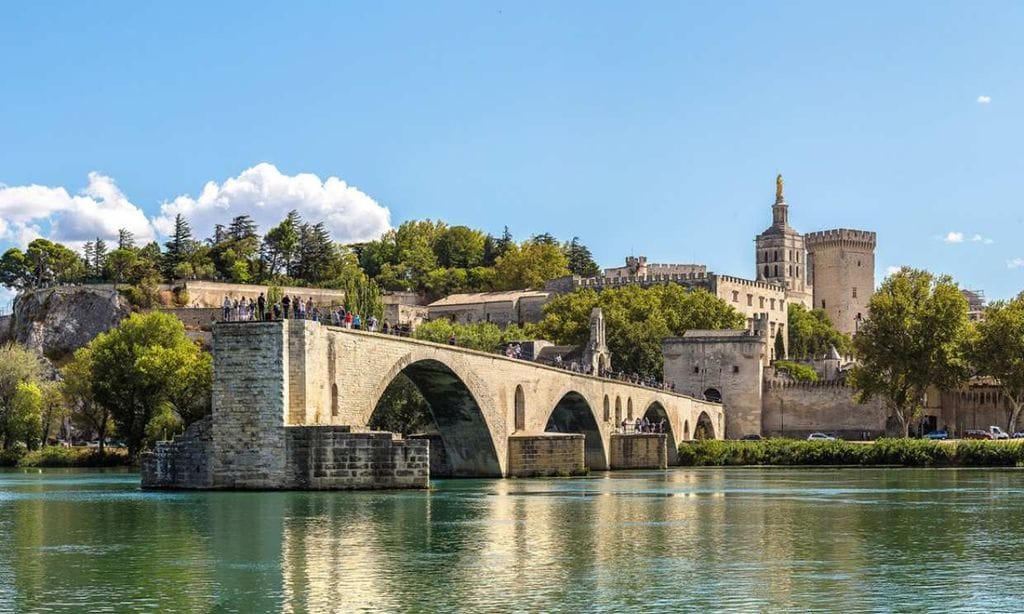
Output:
754 175 812 309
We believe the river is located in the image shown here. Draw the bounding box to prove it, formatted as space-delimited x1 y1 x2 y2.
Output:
2 467 1024 612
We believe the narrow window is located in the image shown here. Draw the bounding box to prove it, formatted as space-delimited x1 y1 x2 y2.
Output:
822 300 826 309
852 287 858 298
732 365 740 374
747 294 753 306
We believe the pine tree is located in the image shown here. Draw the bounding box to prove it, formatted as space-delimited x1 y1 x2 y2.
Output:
163 214 194 278
228 215 258 241
774 329 786 361
117 228 135 250
93 238 107 277
564 237 601 277
82 242 95 278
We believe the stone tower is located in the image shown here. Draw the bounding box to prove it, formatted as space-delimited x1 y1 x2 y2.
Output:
804 229 876 336
755 175 812 308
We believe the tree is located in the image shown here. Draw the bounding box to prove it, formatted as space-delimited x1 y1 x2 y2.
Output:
10 382 43 449
0 248 31 290
435 226 485 269
849 268 970 437
536 285 744 379
493 239 570 290
22 239 85 286
262 211 303 277
62 347 112 452
163 214 196 278
88 312 212 458
118 228 136 250
787 303 852 358
92 238 108 278
563 237 601 277
0 343 45 449
774 329 786 360
413 320 534 352
972 295 1024 432
38 382 66 446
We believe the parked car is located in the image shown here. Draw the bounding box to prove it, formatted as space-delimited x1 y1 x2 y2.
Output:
925 430 949 440
989 426 1010 440
807 432 835 441
739 434 763 441
1012 432 1024 439
964 430 994 440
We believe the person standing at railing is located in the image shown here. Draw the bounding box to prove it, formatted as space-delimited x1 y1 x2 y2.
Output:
282 295 291 319
223 295 232 321
257 293 266 321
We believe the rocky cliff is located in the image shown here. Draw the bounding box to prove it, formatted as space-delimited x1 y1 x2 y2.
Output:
4 287 132 359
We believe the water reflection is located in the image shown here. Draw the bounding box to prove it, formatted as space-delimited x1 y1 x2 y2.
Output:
3 468 1024 611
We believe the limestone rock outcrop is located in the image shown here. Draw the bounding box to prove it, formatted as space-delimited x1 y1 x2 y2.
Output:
5 287 132 359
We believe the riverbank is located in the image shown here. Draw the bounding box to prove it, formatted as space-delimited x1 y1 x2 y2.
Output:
0 446 131 468
677 438 1024 467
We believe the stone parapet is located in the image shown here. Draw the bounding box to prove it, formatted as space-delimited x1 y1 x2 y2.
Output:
507 433 586 477
609 433 668 469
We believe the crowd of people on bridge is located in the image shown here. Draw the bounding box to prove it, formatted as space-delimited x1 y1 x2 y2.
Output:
620 417 668 434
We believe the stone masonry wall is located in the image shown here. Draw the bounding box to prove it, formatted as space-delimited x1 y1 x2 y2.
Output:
609 433 667 469
762 380 889 439
507 434 586 477
210 322 291 488
141 416 213 489
286 429 429 489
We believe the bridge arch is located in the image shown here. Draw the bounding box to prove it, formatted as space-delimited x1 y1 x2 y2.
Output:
367 358 502 477
703 388 722 403
694 411 715 440
644 401 678 464
545 391 608 471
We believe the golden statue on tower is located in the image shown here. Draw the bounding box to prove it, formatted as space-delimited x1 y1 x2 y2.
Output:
776 174 784 201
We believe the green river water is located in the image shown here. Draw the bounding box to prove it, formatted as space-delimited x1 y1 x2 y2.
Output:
2 467 1024 613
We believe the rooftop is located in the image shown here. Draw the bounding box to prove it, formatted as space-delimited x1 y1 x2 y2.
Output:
428 290 550 307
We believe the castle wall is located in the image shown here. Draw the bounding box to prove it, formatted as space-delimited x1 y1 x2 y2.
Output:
761 380 890 439
181 280 347 308
935 385 1013 435
711 275 788 357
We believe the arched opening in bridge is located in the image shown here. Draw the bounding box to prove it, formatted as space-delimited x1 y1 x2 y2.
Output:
627 398 634 420
331 383 339 417
694 411 715 440
546 391 608 471
644 401 678 464
614 397 622 424
684 420 690 440
703 388 722 403
514 385 526 432
603 395 610 422
368 359 502 478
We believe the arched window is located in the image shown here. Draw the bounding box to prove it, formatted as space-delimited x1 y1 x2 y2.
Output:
763 265 769 278
774 265 779 277
615 397 622 424
331 383 339 417
627 398 634 420
603 395 610 422
774 250 778 262
514 385 526 431
684 420 690 440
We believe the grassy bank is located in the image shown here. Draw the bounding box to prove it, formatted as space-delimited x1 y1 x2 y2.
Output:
0 446 131 468
677 438 1024 468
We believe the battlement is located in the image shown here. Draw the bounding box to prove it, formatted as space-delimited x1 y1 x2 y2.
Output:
712 274 788 293
574 271 714 288
805 228 877 248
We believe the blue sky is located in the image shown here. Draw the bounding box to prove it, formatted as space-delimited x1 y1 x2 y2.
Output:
2 1 1024 300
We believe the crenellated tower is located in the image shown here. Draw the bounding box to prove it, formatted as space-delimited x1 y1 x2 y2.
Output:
804 229 876 337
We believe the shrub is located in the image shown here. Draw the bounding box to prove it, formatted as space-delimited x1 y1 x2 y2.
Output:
17 446 130 468
773 360 819 383
0 448 26 467
677 439 1024 468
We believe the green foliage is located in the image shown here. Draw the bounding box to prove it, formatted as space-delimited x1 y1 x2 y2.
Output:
850 267 971 437
413 320 535 352
266 284 284 306
677 438 1024 467
11 382 43 449
88 312 212 457
368 373 432 434
342 275 383 319
535 285 744 378
0 343 45 450
492 238 570 290
16 446 129 467
62 346 114 452
563 237 600 277
787 303 852 358
773 360 819 382
972 295 1024 432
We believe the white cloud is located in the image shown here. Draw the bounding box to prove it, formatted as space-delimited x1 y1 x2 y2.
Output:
152 163 391 243
1008 258 1024 270
940 231 993 245
943 231 964 244
970 233 994 244
0 173 155 250
977 95 992 104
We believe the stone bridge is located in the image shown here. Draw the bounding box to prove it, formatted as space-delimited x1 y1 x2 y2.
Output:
145 320 723 489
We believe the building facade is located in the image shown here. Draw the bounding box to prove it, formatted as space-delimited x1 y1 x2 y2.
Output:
754 175 813 309
805 229 877 336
